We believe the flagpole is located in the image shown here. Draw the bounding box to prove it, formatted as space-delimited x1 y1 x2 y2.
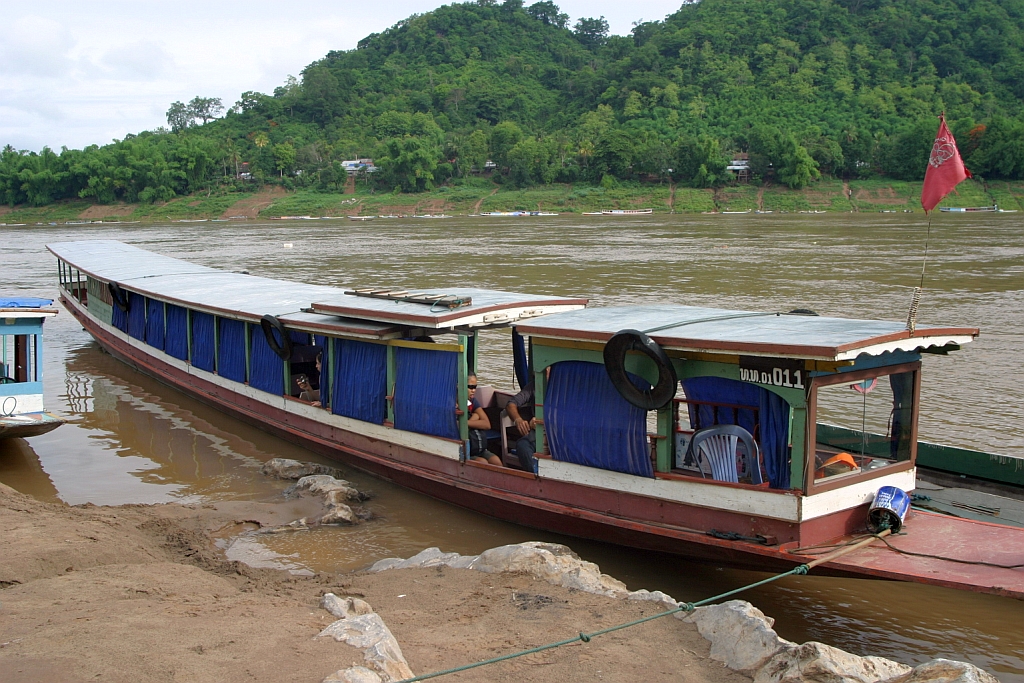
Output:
906 212 929 335
909 112 968 336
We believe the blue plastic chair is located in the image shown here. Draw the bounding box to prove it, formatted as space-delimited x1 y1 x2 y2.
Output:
685 424 763 485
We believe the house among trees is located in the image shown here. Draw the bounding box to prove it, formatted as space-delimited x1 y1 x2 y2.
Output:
341 159 376 175
727 154 750 183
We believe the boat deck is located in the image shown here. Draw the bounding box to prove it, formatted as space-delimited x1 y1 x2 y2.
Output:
795 509 1024 597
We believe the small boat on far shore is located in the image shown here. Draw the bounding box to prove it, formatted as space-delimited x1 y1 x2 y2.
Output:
1 297 64 439
939 206 997 213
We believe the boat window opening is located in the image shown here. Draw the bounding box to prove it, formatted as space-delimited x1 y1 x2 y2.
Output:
674 376 792 489
812 370 916 483
216 317 246 383
392 345 460 439
1 334 38 384
190 310 216 372
331 338 387 423
127 292 146 341
287 332 318 399
110 287 129 333
545 360 653 478
165 304 189 361
76 269 86 304
249 320 285 394
145 298 166 352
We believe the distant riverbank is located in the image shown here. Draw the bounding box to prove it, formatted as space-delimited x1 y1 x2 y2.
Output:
2 178 1021 225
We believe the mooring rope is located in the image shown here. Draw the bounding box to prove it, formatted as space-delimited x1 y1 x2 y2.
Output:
393 530 892 683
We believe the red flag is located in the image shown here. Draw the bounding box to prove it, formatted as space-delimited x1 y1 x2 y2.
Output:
921 114 971 212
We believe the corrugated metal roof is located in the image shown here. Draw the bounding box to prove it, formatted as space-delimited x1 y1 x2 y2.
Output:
46 240 586 334
517 305 978 361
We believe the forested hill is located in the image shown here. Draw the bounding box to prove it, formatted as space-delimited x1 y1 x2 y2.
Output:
5 0 1024 207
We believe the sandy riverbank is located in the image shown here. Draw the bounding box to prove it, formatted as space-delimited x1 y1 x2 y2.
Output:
0 482 746 683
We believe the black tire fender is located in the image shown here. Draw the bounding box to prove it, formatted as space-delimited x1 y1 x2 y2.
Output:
603 329 678 410
108 281 129 313
260 314 293 361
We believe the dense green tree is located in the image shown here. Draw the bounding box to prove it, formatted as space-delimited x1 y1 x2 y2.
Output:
574 16 609 50
7 0 1024 206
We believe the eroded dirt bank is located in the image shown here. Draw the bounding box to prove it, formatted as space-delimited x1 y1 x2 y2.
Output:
0 482 744 683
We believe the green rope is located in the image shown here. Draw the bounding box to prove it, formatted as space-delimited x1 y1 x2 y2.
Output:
394 563 812 683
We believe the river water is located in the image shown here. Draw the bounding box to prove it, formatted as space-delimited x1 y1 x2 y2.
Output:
2 215 1022 679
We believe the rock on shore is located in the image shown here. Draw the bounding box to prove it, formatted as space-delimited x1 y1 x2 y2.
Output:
368 543 1000 683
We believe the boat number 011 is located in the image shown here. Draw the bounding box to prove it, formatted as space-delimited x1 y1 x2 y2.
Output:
738 356 806 390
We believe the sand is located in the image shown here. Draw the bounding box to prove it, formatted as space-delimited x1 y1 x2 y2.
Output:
0 482 748 683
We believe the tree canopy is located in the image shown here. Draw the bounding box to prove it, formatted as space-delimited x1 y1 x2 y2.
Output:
5 0 1024 205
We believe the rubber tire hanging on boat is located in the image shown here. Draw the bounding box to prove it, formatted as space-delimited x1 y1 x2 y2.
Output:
260 314 293 361
603 329 678 410
108 281 129 313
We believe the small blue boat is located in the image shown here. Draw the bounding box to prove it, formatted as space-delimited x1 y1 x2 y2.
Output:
0 297 65 439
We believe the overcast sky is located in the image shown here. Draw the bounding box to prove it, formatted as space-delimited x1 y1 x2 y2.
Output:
1 0 686 153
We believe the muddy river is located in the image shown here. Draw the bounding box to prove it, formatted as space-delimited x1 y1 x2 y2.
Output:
2 214 1022 679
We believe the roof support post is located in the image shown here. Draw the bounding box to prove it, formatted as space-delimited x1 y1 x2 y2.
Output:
458 333 469 448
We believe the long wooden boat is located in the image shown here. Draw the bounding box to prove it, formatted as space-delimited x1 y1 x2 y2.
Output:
48 240 1024 598
939 206 997 212
1 298 65 439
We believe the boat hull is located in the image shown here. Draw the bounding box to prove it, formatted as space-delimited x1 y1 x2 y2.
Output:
58 293 1024 597
0 412 65 439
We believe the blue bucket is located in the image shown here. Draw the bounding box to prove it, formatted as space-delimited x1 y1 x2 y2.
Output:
867 486 910 533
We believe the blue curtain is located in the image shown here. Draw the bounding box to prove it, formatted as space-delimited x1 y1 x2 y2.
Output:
290 331 309 346
332 339 387 423
190 311 215 372
165 304 188 360
127 292 146 340
546 361 652 477
512 326 530 390
145 298 164 350
217 318 246 382
393 346 458 439
681 377 791 489
111 295 128 332
314 335 329 408
250 325 284 394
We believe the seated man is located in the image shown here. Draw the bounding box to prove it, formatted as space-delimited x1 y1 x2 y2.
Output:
296 353 322 405
505 368 549 472
467 374 501 466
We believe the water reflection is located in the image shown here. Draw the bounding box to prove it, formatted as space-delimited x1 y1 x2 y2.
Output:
1 217 1023 680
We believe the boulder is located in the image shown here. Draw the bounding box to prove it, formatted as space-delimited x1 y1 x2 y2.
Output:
681 600 796 675
319 504 359 525
369 542 624 596
473 542 627 596
321 593 374 619
322 666 382 683
627 589 679 611
369 547 477 572
260 458 343 480
294 474 365 502
880 659 1000 683
755 641 912 683
318 613 414 682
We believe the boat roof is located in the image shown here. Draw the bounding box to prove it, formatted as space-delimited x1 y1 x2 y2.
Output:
46 240 586 336
0 297 58 319
517 305 978 362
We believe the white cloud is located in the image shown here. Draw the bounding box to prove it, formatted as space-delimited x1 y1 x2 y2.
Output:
0 0 686 151
0 15 76 78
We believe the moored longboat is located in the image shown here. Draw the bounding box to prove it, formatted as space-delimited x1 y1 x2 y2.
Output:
0 297 64 439
47 240 1024 597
